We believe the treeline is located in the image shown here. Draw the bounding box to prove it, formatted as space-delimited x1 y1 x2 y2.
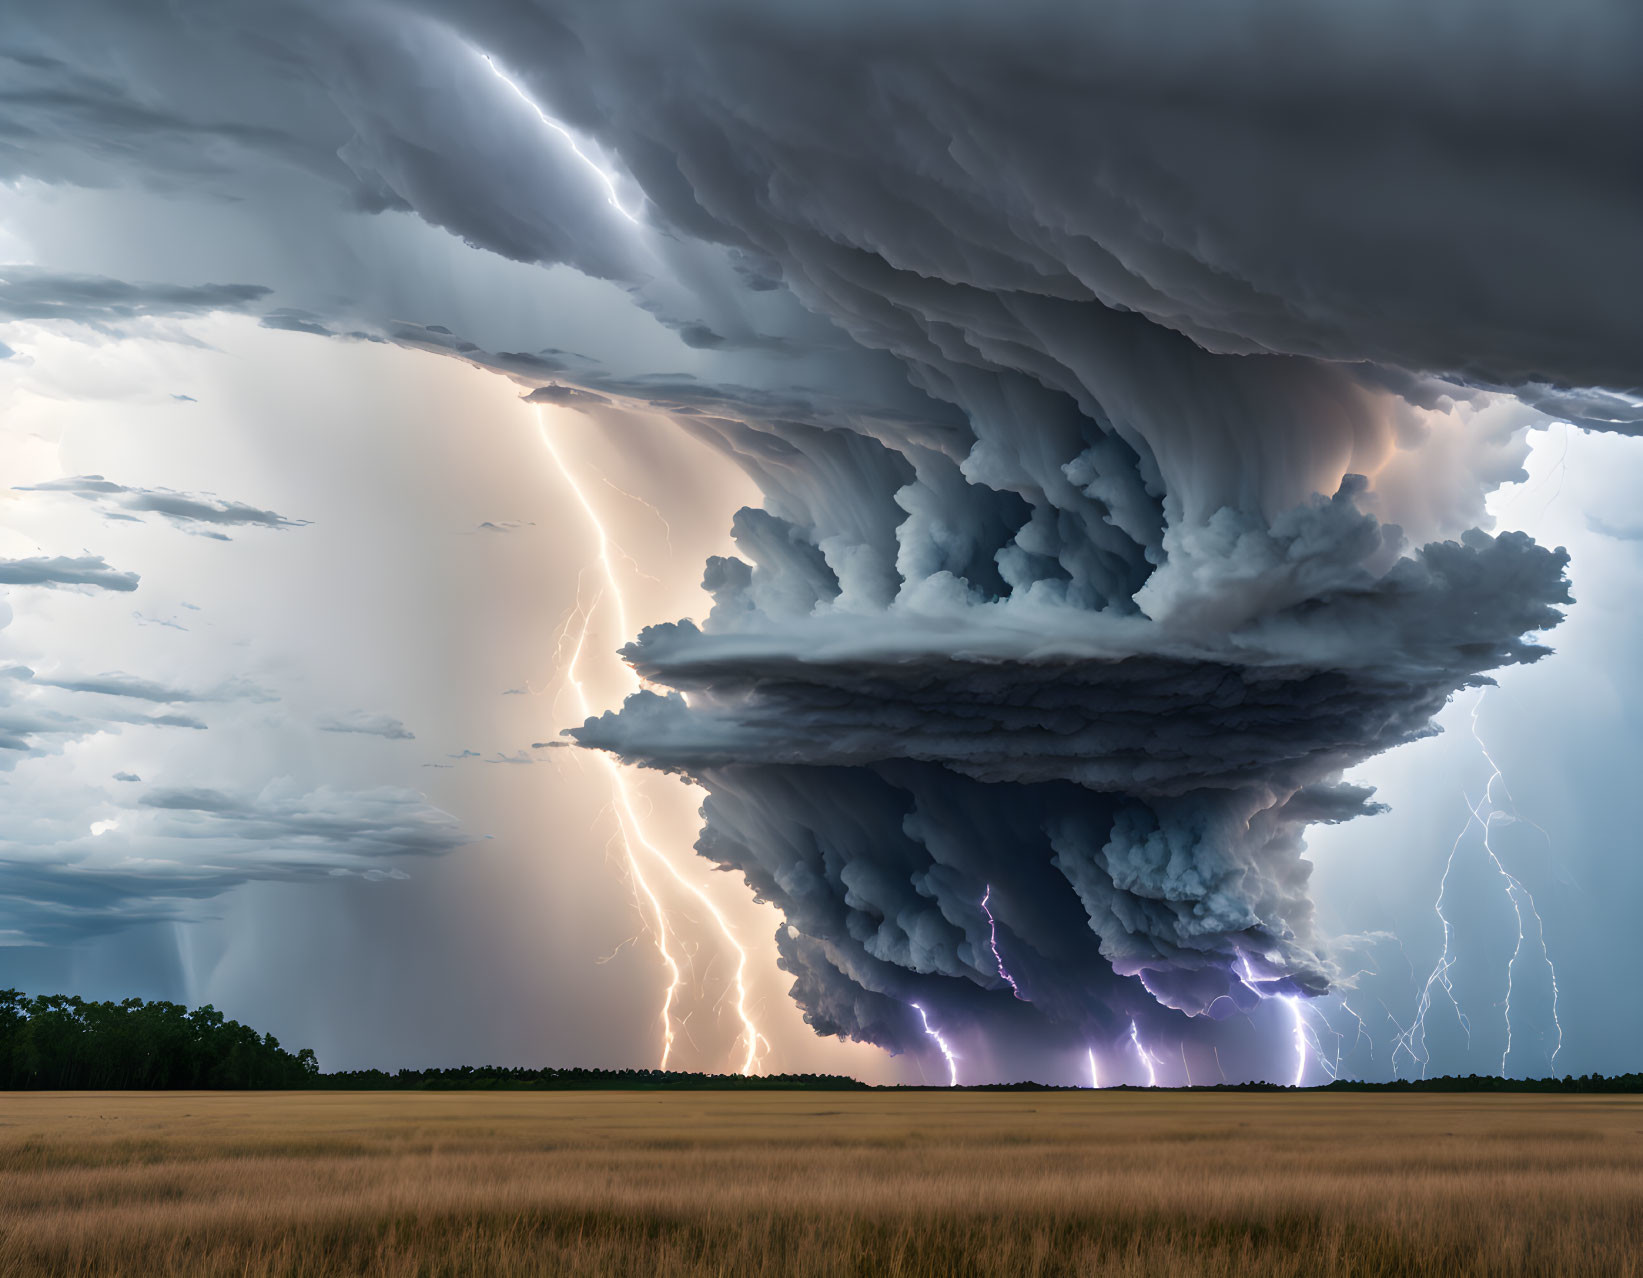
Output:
0 991 318 1090
325 1066 869 1091
1321 1074 1643 1094
7 989 1643 1092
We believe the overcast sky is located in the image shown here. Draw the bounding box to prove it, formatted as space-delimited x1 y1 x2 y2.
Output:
2 0 1638 1085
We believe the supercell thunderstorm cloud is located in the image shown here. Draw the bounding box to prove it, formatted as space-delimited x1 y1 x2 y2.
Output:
2 0 1640 1081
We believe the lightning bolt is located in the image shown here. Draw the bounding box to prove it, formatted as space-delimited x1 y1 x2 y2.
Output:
1394 804 1476 1077
1234 950 1326 1085
554 577 680 1068
1128 1020 1160 1087
480 53 644 225
1467 692 1563 1075
910 1003 959 1086
1280 996 1308 1087
536 407 766 1075
1396 689 1562 1078
979 884 1022 999
1086 1046 1101 1089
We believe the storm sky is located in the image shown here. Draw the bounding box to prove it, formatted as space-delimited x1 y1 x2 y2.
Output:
1 0 1639 1085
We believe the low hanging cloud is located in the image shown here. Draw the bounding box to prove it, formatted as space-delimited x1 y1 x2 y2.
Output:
29 670 277 707
0 780 469 946
16 475 308 538
0 555 139 591
316 710 416 741
0 266 271 328
0 675 209 770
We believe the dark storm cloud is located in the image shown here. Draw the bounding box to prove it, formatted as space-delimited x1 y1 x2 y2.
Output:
16 476 308 537
1 0 1634 1072
465 0 1614 1062
0 555 138 592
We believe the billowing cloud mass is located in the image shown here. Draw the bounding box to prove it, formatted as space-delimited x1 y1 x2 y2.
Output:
0 0 1637 1074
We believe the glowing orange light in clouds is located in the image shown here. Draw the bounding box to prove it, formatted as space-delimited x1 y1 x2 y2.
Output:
535 406 766 1075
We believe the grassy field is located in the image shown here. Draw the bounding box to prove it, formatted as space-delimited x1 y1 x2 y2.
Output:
1 1090 1640 1276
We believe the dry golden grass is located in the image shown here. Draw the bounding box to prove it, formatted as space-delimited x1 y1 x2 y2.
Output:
0 1089 1639 1276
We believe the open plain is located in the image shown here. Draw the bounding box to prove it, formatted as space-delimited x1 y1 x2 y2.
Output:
0 1089 1639 1276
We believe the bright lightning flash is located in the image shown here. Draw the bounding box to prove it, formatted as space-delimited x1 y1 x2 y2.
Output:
911 1003 959 1086
1280 996 1308 1087
979 884 1023 999
1128 1020 1160 1087
481 54 643 225
1086 1047 1101 1089
1467 692 1563 1075
536 408 765 1075
1397 689 1562 1078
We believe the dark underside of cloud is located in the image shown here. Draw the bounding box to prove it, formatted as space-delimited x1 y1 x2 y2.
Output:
3 0 1638 1071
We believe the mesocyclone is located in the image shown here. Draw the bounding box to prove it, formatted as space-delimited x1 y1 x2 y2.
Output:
438 0 1632 1075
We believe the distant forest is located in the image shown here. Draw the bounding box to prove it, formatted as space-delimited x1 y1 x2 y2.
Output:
5 990 1642 1092
1 990 318 1090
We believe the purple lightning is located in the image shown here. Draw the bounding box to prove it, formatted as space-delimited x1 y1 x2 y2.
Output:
910 1003 958 1086
1235 950 1323 1086
1086 1047 1101 1089
979 884 1022 1000
1128 1020 1160 1087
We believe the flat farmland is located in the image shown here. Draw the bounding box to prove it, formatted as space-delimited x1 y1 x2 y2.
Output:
1 1090 1640 1276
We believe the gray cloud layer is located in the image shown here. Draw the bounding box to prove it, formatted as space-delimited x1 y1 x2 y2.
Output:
0 266 270 328
0 781 467 947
